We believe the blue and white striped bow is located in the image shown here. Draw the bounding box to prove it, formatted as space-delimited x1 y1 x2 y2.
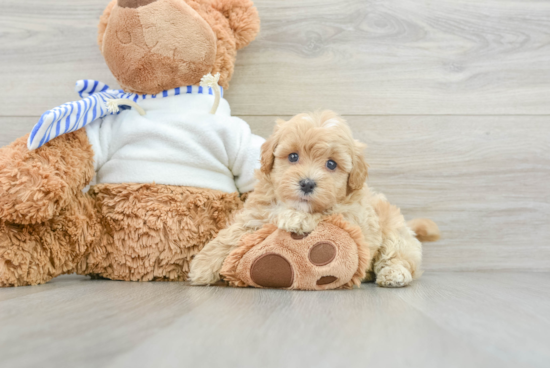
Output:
27 80 223 150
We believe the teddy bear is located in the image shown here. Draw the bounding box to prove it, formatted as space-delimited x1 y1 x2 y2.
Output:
0 0 262 287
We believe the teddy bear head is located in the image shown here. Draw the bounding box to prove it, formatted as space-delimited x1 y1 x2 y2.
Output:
97 0 260 95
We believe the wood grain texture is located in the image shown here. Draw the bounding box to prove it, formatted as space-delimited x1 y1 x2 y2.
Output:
0 273 549 368
0 117 32 147
2 116 548 271
2 0 550 115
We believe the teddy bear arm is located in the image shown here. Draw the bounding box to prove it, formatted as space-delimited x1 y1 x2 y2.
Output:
0 129 95 224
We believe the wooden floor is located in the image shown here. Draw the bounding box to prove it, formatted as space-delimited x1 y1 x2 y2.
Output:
0 272 548 368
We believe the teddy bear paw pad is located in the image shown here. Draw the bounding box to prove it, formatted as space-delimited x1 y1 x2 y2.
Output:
308 242 337 266
250 253 294 288
118 0 158 9
290 232 310 240
316 276 338 286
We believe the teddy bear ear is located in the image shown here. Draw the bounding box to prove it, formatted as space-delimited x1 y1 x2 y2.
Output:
212 0 260 50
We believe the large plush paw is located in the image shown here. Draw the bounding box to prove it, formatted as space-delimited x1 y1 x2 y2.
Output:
221 217 371 290
188 254 222 286
376 264 413 288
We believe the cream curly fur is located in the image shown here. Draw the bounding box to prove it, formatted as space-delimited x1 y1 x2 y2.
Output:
189 111 437 288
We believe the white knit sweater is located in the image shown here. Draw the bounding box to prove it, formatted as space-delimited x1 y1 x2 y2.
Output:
85 91 264 194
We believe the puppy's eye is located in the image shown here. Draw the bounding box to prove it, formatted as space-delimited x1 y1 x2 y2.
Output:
289 153 299 163
326 160 337 171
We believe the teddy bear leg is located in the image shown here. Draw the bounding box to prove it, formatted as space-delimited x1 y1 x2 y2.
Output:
0 192 98 287
75 184 243 282
0 130 97 287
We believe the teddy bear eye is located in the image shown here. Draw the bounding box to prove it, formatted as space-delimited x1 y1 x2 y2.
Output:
326 160 337 170
288 153 299 163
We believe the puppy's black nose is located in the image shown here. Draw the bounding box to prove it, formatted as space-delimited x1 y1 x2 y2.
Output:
299 179 317 194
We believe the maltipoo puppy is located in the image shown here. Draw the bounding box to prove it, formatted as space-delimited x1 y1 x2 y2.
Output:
189 111 439 287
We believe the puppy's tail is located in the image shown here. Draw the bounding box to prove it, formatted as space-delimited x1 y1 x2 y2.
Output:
407 218 440 242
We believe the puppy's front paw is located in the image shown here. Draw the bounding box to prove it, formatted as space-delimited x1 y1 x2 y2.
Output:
188 255 222 286
276 210 322 234
376 264 413 288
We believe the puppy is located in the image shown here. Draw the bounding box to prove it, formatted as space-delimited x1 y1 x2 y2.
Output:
189 111 439 287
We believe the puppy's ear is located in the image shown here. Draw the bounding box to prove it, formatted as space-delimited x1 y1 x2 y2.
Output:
212 0 260 50
260 119 284 174
347 140 369 193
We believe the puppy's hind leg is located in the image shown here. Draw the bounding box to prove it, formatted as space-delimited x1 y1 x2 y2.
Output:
372 199 422 288
374 232 421 288
188 223 249 285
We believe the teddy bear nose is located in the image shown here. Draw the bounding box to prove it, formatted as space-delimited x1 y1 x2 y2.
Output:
118 0 158 8
299 179 317 194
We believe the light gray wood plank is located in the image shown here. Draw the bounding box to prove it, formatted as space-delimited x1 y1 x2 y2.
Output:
395 272 550 367
1 116 549 271
0 276 211 368
233 0 550 115
2 0 550 116
1 272 549 368
0 117 32 147
0 0 118 117
106 280 506 368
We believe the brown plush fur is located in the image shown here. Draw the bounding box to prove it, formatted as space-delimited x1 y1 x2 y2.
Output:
1 182 242 287
0 192 99 287
98 0 260 94
0 184 241 287
76 184 243 282
0 132 99 286
221 215 371 290
0 131 94 225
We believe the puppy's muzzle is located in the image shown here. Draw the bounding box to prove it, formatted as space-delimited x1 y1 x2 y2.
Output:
299 179 317 195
